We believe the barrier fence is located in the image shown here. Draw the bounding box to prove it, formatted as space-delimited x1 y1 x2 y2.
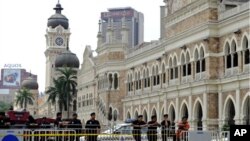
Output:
0 127 230 141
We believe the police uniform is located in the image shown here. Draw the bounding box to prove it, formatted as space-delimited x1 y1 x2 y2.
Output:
85 119 100 141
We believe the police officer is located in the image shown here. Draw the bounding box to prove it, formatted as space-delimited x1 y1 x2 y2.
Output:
54 112 63 128
68 113 82 141
132 115 147 141
85 112 100 141
147 115 160 141
161 114 171 141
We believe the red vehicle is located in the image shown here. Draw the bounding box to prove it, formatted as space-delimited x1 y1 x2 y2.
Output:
7 110 30 125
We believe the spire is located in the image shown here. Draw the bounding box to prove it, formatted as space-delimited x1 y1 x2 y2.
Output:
54 0 63 14
98 19 102 33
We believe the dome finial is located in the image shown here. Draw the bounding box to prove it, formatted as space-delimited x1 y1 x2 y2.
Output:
54 0 63 14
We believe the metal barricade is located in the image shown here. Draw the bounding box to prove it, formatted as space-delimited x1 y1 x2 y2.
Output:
32 129 76 141
0 127 231 141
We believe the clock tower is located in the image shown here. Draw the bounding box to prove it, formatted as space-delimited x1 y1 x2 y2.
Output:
44 2 70 89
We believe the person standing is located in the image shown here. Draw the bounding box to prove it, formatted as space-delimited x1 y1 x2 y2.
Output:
147 115 160 141
54 112 63 128
0 112 10 129
176 116 190 141
161 114 171 141
68 113 82 141
85 112 100 141
132 115 147 141
54 112 63 141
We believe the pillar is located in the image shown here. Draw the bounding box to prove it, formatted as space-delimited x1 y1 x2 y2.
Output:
235 89 241 124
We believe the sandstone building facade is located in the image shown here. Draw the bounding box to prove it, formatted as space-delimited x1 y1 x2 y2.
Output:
78 0 250 129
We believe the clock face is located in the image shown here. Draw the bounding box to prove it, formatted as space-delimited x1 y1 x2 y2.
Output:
55 37 64 46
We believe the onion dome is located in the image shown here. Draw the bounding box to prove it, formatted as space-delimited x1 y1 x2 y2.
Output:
47 2 69 29
21 75 39 90
55 45 80 68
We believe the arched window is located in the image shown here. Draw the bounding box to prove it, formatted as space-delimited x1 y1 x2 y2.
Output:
86 94 89 106
153 66 156 86
138 72 141 89
187 52 191 75
243 37 250 64
181 53 186 76
113 110 118 121
231 41 238 67
169 57 174 79
114 73 118 90
82 95 85 107
156 65 160 85
173 57 178 79
127 74 130 92
135 72 138 90
143 69 147 88
195 49 200 73
130 74 133 91
108 74 113 89
147 68 150 87
73 100 77 111
200 48 206 72
225 43 231 68
162 64 166 83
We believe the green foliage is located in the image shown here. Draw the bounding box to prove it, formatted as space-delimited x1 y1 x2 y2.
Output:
15 88 34 109
46 67 77 115
0 101 11 112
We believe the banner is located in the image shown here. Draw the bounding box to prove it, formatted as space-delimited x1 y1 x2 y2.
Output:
2 69 21 87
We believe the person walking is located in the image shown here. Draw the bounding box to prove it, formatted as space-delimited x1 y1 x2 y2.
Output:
161 114 171 141
132 115 147 141
85 112 100 141
147 115 160 141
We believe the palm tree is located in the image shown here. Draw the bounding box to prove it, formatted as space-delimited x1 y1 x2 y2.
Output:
46 78 67 112
15 88 34 110
57 67 77 118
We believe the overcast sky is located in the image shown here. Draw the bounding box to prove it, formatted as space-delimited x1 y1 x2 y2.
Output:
0 0 164 92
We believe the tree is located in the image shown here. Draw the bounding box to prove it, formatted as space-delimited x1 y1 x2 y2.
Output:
57 67 77 118
46 78 67 112
15 88 34 110
46 67 77 118
0 101 11 112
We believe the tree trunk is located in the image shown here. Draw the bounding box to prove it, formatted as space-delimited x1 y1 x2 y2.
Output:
24 99 27 110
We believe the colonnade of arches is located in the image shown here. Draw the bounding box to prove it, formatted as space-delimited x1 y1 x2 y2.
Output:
125 93 250 130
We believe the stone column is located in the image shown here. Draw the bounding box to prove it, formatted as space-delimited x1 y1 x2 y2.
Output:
164 99 167 114
178 66 181 84
239 51 243 73
191 62 195 80
218 91 223 129
157 101 160 121
203 93 208 130
189 96 194 130
235 89 241 124
176 97 179 123
166 69 169 86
